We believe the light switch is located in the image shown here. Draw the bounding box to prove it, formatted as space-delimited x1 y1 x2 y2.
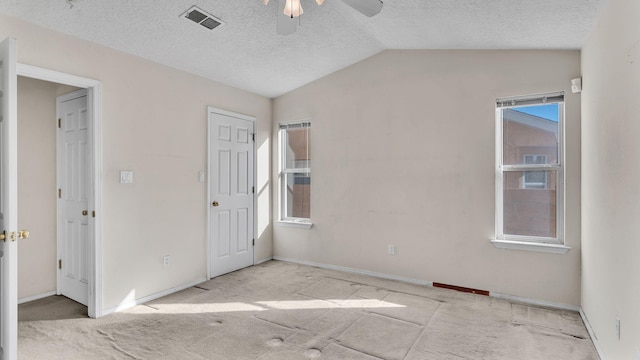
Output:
198 171 205 183
120 170 134 184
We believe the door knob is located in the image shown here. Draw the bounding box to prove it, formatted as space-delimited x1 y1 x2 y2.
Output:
82 210 88 216
212 201 219 207
18 230 30 239
0 230 5 242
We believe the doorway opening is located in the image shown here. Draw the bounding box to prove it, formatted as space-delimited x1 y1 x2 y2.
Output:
16 64 103 318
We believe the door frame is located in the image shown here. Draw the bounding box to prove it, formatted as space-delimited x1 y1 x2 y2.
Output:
17 63 104 318
206 106 256 280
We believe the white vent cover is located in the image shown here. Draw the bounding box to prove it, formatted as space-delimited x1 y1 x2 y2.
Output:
181 6 224 30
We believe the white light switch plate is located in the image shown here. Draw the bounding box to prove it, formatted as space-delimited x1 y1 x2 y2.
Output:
120 170 134 184
198 171 205 183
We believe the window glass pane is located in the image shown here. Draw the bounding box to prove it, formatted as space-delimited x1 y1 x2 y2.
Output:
502 104 559 165
285 172 310 219
503 170 557 238
523 155 548 189
284 127 311 169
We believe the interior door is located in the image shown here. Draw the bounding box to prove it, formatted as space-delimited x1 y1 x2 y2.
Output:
57 90 89 306
0 37 18 360
209 110 254 278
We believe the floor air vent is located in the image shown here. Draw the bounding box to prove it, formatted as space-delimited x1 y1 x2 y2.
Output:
182 6 224 30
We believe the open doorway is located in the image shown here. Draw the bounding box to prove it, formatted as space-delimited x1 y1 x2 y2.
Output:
16 76 85 311
15 65 103 319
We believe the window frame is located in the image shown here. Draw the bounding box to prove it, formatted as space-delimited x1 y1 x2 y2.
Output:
523 154 549 189
495 92 565 246
279 121 311 226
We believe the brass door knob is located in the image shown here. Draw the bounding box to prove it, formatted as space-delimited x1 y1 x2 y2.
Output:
18 230 30 239
212 201 219 207
0 230 6 242
82 210 88 216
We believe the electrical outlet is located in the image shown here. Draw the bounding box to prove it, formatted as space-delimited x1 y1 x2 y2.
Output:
388 245 396 255
163 255 171 267
198 171 205 183
615 318 621 340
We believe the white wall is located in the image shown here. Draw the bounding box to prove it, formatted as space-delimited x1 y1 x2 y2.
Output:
17 76 56 299
273 50 582 305
1 13 272 311
581 0 640 357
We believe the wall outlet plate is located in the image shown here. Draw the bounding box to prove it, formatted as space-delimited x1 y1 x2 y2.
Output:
163 255 171 267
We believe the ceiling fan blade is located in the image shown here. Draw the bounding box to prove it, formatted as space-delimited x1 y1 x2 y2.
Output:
277 0 298 35
342 0 383 17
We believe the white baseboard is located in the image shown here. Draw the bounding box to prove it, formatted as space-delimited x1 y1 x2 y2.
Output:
272 257 432 287
580 309 605 360
490 292 581 312
255 256 273 265
102 277 207 316
18 291 57 305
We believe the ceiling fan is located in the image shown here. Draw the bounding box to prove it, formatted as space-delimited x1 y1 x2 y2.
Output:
263 0 384 35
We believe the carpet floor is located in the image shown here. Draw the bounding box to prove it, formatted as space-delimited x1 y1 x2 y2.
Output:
18 261 599 359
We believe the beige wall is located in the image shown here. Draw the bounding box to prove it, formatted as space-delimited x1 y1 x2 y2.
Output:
273 50 582 305
581 0 640 357
1 13 272 311
17 76 80 300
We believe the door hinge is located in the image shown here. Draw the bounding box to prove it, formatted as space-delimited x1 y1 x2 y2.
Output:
252 239 255 246
58 188 62 199
252 186 255 194
252 133 255 141
58 118 61 128
58 259 62 269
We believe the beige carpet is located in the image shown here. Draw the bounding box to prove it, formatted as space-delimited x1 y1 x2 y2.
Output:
19 261 599 359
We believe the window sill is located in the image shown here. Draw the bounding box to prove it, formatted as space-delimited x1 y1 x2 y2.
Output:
277 220 313 229
491 239 570 254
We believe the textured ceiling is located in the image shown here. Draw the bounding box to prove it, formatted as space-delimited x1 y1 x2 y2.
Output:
0 0 606 98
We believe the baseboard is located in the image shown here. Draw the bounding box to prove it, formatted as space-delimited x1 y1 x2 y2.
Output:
18 291 57 305
102 277 207 316
272 256 432 287
490 292 581 312
255 256 273 265
580 309 605 360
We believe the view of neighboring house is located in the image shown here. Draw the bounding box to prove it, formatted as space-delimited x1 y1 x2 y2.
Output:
283 126 311 219
502 108 559 238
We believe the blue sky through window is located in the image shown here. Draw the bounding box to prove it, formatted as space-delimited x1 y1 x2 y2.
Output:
514 104 559 122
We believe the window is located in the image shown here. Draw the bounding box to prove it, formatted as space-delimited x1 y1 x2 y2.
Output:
495 92 564 245
279 121 311 224
523 155 548 189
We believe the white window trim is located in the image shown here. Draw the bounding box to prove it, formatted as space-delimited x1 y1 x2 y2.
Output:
494 93 568 252
277 219 313 229
279 120 312 225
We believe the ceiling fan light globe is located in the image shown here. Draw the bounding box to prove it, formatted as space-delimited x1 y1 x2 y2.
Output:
283 0 304 17
316 0 325 5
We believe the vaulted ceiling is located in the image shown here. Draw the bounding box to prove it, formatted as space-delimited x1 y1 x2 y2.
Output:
0 0 606 98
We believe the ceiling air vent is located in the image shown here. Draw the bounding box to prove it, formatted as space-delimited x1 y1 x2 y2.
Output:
181 6 224 30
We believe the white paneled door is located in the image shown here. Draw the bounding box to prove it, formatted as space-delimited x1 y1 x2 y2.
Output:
0 37 18 360
57 90 89 306
209 109 255 278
